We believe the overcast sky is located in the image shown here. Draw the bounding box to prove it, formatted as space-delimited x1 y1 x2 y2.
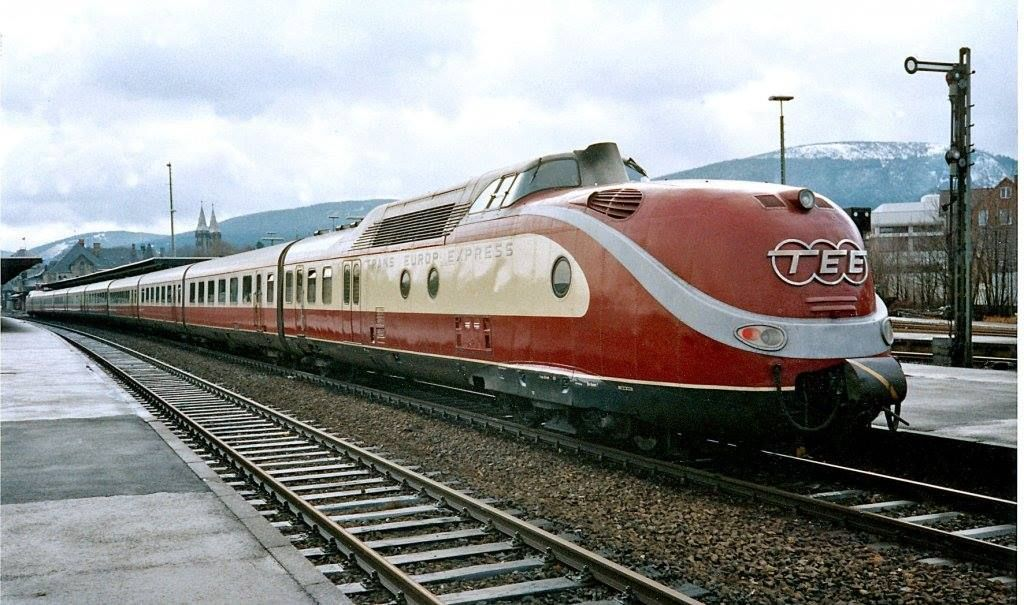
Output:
1 0 1018 250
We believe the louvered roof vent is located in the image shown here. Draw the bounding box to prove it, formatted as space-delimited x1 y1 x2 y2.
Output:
587 188 643 219
352 188 470 250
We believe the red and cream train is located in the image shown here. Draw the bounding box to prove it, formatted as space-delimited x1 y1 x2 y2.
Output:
28 142 907 448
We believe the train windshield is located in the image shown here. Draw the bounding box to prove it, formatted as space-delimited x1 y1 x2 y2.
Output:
501 158 581 208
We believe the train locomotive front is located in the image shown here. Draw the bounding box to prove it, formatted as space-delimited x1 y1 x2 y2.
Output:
513 153 907 448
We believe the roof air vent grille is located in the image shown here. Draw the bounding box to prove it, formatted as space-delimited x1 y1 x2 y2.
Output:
587 188 643 219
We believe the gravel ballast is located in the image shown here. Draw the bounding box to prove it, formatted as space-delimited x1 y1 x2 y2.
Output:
86 327 1015 604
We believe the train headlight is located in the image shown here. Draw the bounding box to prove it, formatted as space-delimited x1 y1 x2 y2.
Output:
735 325 787 351
797 189 816 211
881 317 894 346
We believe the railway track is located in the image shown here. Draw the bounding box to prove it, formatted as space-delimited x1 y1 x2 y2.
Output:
891 318 1017 338
158 331 1017 572
38 320 1017 574
49 324 697 605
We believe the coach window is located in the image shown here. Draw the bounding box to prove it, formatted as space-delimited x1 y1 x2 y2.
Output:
218 279 226 304
322 267 333 304
551 256 572 298
399 269 411 299
343 265 351 304
242 275 252 303
189 283 196 303
353 264 361 305
207 280 215 304
267 274 275 303
427 266 439 299
255 274 262 303
230 277 239 304
295 269 304 306
469 177 502 213
285 271 293 303
307 268 317 304
198 281 206 303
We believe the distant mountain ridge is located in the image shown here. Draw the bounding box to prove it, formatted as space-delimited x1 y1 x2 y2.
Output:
657 141 1017 208
21 142 1018 262
24 199 392 262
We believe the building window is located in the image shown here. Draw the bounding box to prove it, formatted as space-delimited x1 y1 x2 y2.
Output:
998 209 1012 225
1000 186 1012 199
978 209 988 226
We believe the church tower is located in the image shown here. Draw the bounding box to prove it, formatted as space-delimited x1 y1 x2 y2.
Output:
195 203 210 253
209 205 222 248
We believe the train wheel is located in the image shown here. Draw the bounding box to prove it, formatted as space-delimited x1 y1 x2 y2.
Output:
631 421 670 455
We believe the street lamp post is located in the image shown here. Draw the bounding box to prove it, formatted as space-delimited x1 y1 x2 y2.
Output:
768 95 794 184
167 163 176 256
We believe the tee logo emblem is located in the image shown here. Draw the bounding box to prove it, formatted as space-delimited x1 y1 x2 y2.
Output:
768 239 868 286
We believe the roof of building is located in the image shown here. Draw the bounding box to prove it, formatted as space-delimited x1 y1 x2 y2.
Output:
873 195 942 228
1 257 43 286
39 257 210 289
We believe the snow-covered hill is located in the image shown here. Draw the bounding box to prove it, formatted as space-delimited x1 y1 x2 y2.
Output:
658 141 1017 208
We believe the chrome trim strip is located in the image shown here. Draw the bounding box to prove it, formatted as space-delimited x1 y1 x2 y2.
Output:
521 206 890 359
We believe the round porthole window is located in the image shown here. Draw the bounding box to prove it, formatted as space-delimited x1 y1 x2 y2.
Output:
551 257 571 298
427 267 439 299
400 269 411 299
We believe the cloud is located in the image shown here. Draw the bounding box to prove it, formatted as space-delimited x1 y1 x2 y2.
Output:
0 0 1016 250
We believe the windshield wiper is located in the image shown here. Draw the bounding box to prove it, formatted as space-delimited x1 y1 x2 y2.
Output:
623 157 648 178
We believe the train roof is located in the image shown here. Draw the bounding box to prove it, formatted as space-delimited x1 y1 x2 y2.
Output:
184 240 292 279
283 228 363 265
137 264 192 286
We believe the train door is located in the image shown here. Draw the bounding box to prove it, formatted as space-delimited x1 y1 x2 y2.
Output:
342 261 352 339
253 273 263 331
294 266 306 335
351 261 362 342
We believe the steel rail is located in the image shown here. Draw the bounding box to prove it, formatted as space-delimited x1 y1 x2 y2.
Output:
166 334 1019 570
48 323 698 605
55 329 442 605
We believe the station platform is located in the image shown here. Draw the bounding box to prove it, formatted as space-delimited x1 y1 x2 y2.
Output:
0 317 347 604
872 362 1017 448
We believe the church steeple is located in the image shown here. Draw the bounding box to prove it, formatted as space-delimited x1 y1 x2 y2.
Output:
196 203 209 232
195 202 211 253
209 205 220 234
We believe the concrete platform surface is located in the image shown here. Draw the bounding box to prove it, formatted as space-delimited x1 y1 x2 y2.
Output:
872 362 1017 447
0 317 348 604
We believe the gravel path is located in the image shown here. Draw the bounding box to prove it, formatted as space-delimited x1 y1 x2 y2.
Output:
93 327 1015 604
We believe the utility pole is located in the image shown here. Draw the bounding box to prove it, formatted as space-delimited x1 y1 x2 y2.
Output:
167 162 176 256
768 96 794 184
905 48 973 367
